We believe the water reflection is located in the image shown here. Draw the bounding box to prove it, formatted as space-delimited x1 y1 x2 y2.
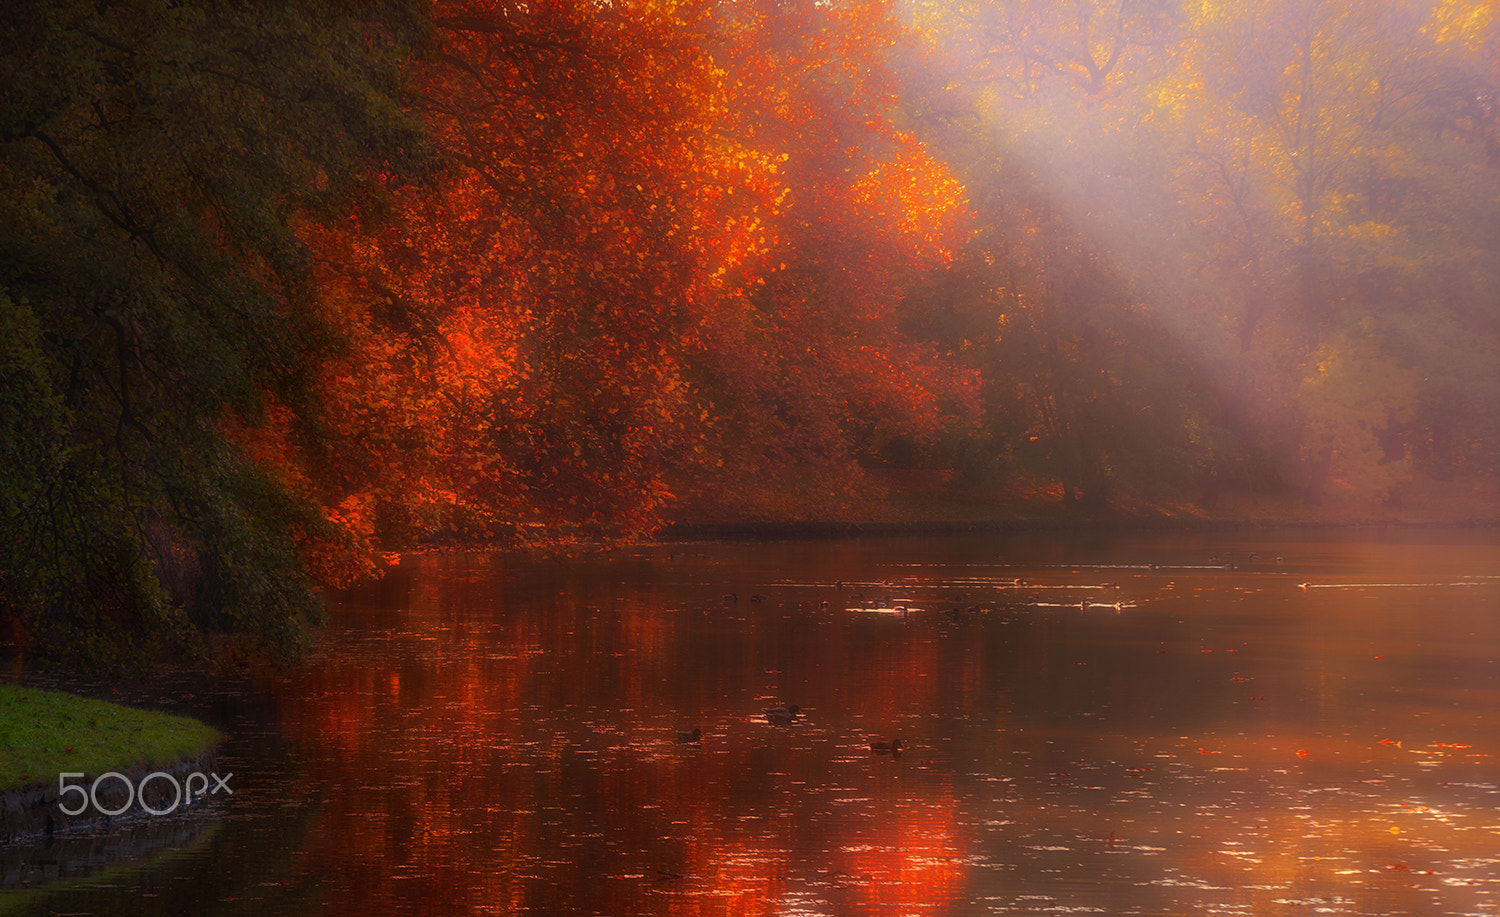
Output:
6 531 1500 915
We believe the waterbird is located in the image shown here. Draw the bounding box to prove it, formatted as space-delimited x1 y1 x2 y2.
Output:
763 704 800 724
676 727 702 744
870 738 905 756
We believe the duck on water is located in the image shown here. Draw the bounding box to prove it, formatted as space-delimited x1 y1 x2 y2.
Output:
763 704 801 724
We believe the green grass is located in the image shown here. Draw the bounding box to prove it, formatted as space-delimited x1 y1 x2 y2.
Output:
0 684 220 789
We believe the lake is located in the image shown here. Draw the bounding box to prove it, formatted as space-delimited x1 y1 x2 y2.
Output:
6 529 1500 915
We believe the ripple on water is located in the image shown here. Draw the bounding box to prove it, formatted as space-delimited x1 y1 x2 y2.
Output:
17 536 1500 916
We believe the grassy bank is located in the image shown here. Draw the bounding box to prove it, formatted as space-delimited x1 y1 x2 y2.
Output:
0 683 220 790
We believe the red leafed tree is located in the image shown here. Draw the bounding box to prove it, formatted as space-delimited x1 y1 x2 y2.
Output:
677 0 978 520
297 0 977 552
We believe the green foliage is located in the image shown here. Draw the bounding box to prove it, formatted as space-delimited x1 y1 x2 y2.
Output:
0 0 431 666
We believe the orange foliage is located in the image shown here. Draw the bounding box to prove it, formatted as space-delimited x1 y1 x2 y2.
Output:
289 0 977 551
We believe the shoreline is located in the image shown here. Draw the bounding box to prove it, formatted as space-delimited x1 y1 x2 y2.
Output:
1 744 224 845
394 514 1500 558
657 516 1500 541
0 683 225 842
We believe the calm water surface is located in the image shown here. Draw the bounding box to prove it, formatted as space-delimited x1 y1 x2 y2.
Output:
7 530 1500 915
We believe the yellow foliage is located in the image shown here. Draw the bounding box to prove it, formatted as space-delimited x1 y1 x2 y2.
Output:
1426 0 1494 49
1300 334 1417 498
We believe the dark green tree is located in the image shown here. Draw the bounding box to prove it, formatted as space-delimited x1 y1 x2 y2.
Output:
0 0 431 665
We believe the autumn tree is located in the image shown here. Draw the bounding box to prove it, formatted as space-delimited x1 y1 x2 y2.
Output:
679 0 981 519
305 0 978 538
299 0 776 543
1177 0 1500 501
894 0 1226 510
905 0 1500 511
